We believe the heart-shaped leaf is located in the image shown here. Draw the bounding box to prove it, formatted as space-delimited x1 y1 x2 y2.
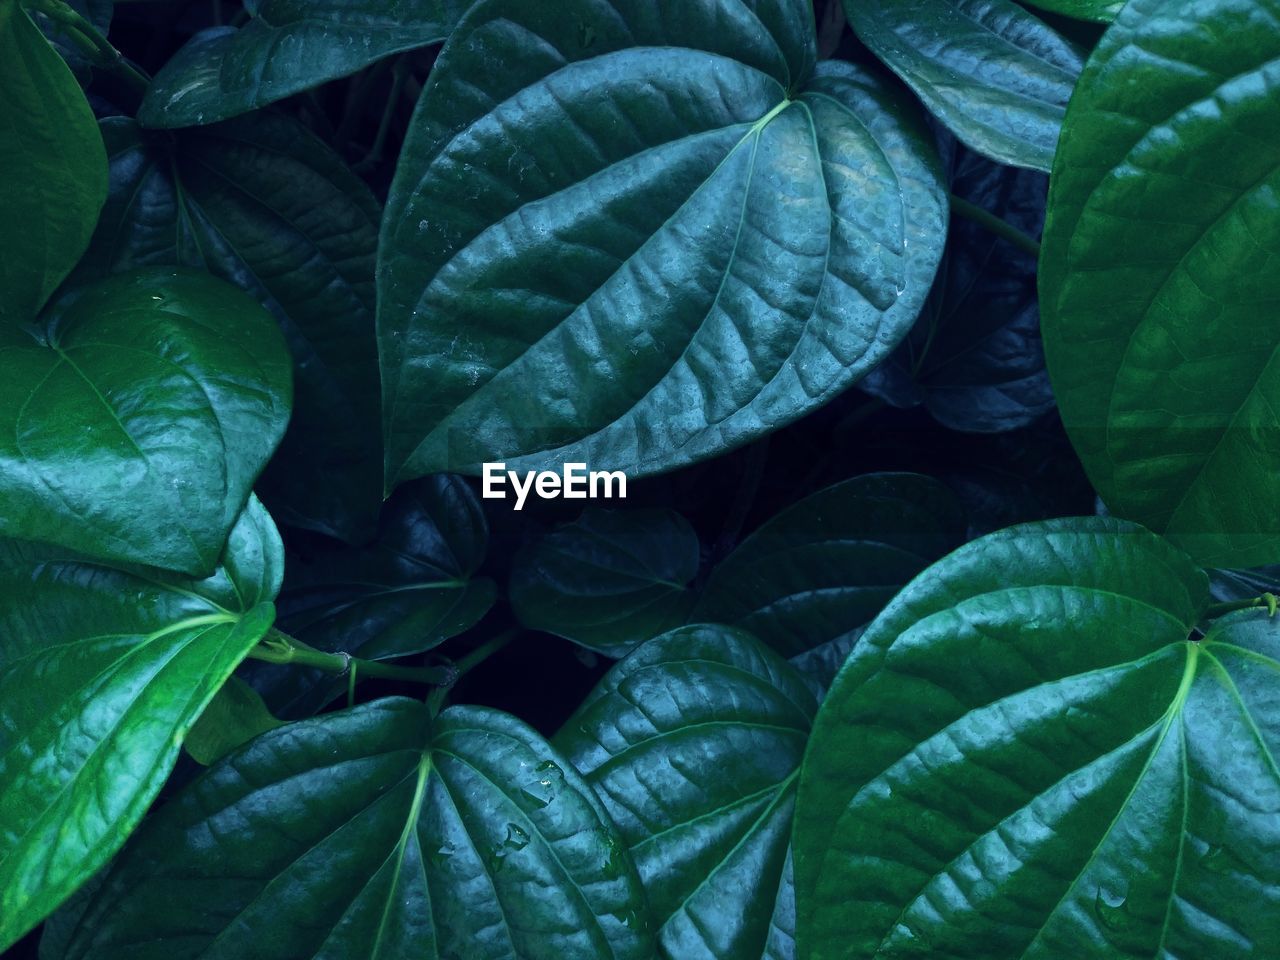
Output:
0 268 292 574
47 698 656 960
0 2 106 324
843 0 1085 171
76 115 380 543
557 624 816 960
139 0 469 128
379 0 946 485
796 518 1280 959
1040 0 1280 568
0 497 283 950
511 507 700 658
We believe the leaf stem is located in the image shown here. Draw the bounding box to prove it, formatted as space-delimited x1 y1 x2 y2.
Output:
29 0 150 93
948 193 1042 259
426 628 520 716
247 629 456 686
1201 593 1279 622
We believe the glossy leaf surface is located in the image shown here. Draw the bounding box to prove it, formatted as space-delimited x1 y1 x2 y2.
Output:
557 625 816 960
76 116 381 542
0 3 106 324
843 0 1084 171
1040 0 1280 568
51 698 655 960
794 518 1280 959
139 0 468 128
511 508 699 658
379 0 947 485
695 473 965 658
0 268 292 575
0 498 283 950
1020 0 1120 20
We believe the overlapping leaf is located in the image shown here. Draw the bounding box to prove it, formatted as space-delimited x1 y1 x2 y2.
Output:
0 498 283 950
48 698 655 960
379 0 946 485
1021 0 1121 20
1040 0 1280 567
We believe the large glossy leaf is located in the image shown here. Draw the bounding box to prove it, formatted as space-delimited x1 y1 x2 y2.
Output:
0 498 283 951
795 518 1280 959
76 115 381 542
1039 0 1280 568
0 2 106 325
138 0 469 128
379 0 947 486
0 268 292 575
511 508 700 659
557 625 816 960
255 475 496 717
694 473 965 660
843 0 1084 171
49 698 656 960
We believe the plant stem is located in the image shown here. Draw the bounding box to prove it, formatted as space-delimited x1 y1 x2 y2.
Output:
1201 593 1279 622
426 628 520 716
949 194 1042 259
30 0 151 94
354 57 410 175
247 629 456 686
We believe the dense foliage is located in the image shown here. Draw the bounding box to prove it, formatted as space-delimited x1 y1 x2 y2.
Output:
1 0 1278 957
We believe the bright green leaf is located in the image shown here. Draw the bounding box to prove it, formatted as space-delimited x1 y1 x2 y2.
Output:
0 497 283 951
0 268 292 575
793 517 1280 960
557 624 816 960
379 0 946 486
843 0 1085 171
511 507 699 659
184 676 282 766
48 698 656 960
1040 0 1280 568
138 0 469 128
0 2 106 324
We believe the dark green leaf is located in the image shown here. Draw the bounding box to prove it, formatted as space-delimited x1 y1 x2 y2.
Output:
0 268 292 575
184 676 282 765
49 698 656 960
138 0 468 128
557 625 816 960
791 517 1280 960
0 3 106 324
511 508 699 659
843 0 1085 171
38 0 114 82
1040 0 1280 568
0 497 282 950
76 115 382 542
379 0 946 485
1020 0 1121 21
694 473 966 658
1211 564 1280 604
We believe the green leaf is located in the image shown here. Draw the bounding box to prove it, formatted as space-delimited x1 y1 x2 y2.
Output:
793 517 1280 960
255 475 497 717
1020 0 1121 21
556 624 816 960
38 0 114 82
0 497 283 951
379 0 946 486
511 507 699 659
75 115 381 543
694 473 966 659
0 2 106 324
1039 0 1280 568
843 0 1085 171
48 698 656 960
0 268 292 575
138 0 468 128
184 676 282 765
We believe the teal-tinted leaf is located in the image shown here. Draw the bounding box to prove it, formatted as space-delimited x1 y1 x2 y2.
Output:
791 518 1280 960
184 675 282 765
0 3 106 324
843 0 1085 171
379 0 946 485
0 498 283 951
75 115 381 543
1040 0 1280 568
49 698 656 960
1020 0 1121 21
1211 564 1280 604
138 0 468 128
694 473 966 659
557 625 816 960
256 475 496 717
37 0 114 82
511 508 699 659
0 268 292 575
